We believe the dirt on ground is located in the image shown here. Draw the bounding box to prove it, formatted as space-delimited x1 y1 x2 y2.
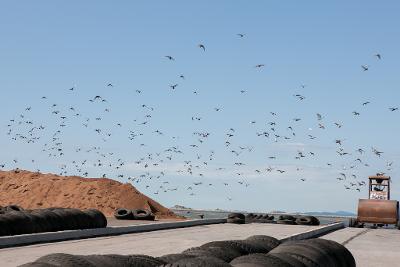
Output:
0 169 180 219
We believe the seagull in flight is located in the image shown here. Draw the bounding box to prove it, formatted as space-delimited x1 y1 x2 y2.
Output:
361 65 369 71
165 55 175 61
255 64 265 68
237 33 245 38
198 44 205 51
374 53 382 60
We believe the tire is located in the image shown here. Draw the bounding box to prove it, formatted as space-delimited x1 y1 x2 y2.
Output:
269 242 333 267
246 235 281 249
271 253 307 267
132 209 155 221
200 240 262 255
18 262 57 267
2 211 33 235
296 216 314 226
31 209 64 232
258 218 276 224
114 208 131 220
166 256 232 267
127 255 166 267
278 215 296 221
227 218 245 224
228 213 245 220
397 221 400 230
277 219 297 225
84 209 107 228
0 215 11 236
157 254 196 263
307 239 355 267
230 253 292 267
84 254 135 267
241 239 277 253
50 209 79 230
35 253 96 267
4 205 24 212
183 246 242 262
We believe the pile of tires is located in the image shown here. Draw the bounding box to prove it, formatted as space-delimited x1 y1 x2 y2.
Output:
19 235 355 267
20 253 167 267
245 213 276 224
114 208 155 221
0 206 107 237
227 213 245 224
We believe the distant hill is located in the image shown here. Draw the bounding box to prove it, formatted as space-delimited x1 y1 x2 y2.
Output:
303 211 356 217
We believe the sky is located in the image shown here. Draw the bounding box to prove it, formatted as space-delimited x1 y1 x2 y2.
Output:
0 1 399 213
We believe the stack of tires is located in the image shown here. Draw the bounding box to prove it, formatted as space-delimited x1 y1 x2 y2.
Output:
245 213 276 224
230 213 320 226
0 205 107 236
21 235 355 266
114 208 155 221
20 253 167 267
227 213 245 224
231 238 356 267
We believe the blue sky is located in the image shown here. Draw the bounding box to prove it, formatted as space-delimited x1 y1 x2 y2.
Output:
0 1 399 213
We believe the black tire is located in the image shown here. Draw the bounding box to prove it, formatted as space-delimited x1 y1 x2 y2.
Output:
84 209 107 228
35 253 96 267
228 213 245 220
227 218 245 224
269 242 333 267
4 205 24 212
31 209 65 232
2 211 33 235
18 262 57 267
84 254 135 267
117 208 132 220
132 209 155 220
257 218 276 224
278 215 296 221
271 253 307 267
241 239 278 253
166 256 232 267
50 209 79 230
183 246 242 262
0 215 11 236
277 219 297 225
157 254 196 263
246 235 281 249
230 253 292 267
200 240 262 255
127 255 166 267
307 239 356 267
397 221 400 230
296 216 314 226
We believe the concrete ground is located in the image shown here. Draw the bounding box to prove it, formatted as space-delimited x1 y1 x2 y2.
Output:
323 227 400 267
0 223 320 267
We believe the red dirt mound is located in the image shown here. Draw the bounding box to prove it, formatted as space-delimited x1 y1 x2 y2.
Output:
0 169 178 218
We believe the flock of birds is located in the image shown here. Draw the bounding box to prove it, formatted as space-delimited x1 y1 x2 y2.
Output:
1 34 398 203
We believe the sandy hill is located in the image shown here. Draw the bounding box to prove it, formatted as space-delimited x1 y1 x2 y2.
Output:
0 170 177 218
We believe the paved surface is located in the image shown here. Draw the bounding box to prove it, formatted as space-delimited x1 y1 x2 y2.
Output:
323 227 400 267
0 223 321 266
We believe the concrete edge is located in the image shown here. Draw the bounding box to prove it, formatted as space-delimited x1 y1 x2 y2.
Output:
0 218 227 249
280 222 345 242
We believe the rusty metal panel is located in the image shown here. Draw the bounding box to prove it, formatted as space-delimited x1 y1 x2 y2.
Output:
357 199 399 224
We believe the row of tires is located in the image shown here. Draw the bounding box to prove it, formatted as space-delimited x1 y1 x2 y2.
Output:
20 235 355 266
0 206 107 236
227 213 320 226
114 208 155 221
